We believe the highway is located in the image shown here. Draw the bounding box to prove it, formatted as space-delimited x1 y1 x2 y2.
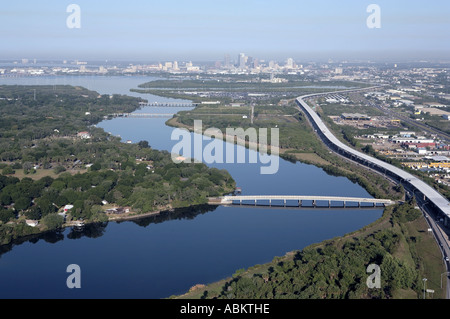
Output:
296 91 450 220
295 88 450 298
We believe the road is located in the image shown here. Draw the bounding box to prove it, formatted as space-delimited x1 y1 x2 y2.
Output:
296 88 450 298
415 193 450 298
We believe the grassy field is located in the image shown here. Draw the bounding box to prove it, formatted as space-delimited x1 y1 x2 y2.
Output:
7 168 87 181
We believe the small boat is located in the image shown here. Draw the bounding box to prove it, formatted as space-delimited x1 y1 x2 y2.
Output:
235 187 242 194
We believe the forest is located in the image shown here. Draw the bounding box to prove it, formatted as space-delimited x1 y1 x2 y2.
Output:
0 85 235 245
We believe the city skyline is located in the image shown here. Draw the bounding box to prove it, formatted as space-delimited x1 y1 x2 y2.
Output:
1 0 449 61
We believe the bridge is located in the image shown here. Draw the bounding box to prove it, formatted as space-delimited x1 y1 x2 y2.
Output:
108 113 175 118
210 195 395 208
139 102 196 107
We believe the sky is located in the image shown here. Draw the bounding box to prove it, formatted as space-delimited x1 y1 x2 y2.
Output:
1 0 449 62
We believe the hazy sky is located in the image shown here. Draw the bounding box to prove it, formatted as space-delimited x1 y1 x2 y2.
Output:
1 0 449 61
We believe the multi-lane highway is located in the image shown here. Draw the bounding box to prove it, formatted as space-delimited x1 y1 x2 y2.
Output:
296 88 450 298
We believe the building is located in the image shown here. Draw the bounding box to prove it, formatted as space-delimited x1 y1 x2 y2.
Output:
77 131 91 139
416 148 427 155
64 205 74 212
399 131 415 138
105 207 129 214
25 220 39 227
425 102 447 108
391 138 434 144
224 54 231 68
341 113 371 121
238 53 247 69
286 58 294 69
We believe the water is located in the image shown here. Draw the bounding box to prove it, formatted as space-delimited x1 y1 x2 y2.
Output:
0 75 383 298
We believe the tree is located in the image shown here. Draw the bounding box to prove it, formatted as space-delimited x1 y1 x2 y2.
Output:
41 213 64 230
35 197 56 217
14 197 32 211
25 206 42 220
138 140 150 149
90 162 102 171
0 209 15 223
54 166 66 174
2 166 14 175
0 193 12 206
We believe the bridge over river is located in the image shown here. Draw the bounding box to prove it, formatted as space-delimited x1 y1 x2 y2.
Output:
209 195 396 208
108 113 175 118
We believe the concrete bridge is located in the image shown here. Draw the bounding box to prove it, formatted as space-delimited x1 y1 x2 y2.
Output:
139 102 196 107
109 113 175 118
210 195 396 208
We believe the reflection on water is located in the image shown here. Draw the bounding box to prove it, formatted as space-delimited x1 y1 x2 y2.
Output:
0 205 217 260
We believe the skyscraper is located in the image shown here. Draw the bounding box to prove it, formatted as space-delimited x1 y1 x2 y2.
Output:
224 54 231 68
286 58 294 69
238 53 246 69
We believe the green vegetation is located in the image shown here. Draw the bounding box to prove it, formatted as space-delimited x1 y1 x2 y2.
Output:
177 202 446 299
0 85 235 245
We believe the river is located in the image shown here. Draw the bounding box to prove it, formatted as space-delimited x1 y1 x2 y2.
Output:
0 75 382 298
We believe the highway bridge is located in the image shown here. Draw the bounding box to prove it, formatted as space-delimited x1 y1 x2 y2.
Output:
212 195 395 208
295 88 450 225
139 102 196 107
108 113 175 118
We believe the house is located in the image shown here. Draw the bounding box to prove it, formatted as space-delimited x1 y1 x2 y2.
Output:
25 220 39 227
77 131 91 139
64 205 74 212
105 207 129 214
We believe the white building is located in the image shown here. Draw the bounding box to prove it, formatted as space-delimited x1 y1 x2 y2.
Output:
25 220 39 227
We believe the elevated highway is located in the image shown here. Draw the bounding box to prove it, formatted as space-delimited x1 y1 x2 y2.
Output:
295 89 450 224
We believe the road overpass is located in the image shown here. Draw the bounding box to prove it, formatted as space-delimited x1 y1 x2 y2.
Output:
295 88 450 224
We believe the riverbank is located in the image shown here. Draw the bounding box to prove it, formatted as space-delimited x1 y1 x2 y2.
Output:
174 202 447 299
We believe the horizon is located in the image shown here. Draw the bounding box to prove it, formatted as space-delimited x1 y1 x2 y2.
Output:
1 1 449 62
